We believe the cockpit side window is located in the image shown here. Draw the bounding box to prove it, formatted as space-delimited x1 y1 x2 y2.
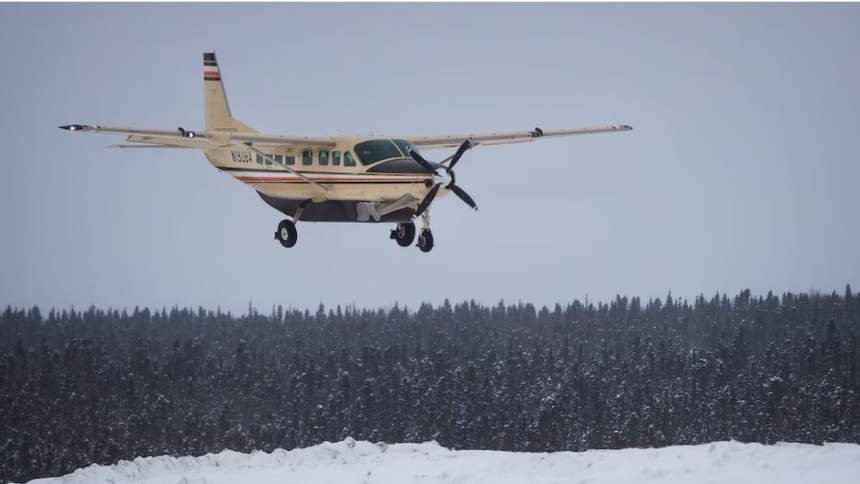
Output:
353 140 403 165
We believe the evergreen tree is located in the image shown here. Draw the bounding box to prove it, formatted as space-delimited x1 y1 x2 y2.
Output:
0 290 859 482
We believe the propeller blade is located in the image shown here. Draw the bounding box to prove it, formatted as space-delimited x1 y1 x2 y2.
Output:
449 184 478 211
408 149 437 173
414 184 441 217
448 139 472 169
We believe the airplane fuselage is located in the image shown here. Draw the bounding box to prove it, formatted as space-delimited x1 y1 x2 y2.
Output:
203 137 446 223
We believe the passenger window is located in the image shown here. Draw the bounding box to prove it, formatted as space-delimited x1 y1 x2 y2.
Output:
319 150 329 166
257 153 274 165
302 150 313 166
332 151 341 166
286 155 295 165
274 154 283 165
344 151 356 167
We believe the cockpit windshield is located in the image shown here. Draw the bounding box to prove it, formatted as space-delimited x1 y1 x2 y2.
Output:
353 139 420 165
392 139 419 158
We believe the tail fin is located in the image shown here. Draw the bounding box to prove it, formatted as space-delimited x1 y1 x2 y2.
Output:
203 52 256 133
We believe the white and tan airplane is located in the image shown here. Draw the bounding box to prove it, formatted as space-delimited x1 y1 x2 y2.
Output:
61 52 631 252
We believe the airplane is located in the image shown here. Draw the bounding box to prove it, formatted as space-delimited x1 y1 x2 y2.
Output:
60 52 631 252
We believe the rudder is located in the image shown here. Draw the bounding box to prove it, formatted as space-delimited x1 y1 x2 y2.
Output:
203 52 256 133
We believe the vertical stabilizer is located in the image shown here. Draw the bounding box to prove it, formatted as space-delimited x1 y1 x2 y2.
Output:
203 52 256 133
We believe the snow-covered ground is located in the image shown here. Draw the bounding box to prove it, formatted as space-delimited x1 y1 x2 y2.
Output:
28 439 860 484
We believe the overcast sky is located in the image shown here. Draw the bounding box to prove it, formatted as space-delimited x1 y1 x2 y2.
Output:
1 3 858 314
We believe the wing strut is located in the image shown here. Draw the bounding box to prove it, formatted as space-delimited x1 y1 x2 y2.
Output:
242 143 328 193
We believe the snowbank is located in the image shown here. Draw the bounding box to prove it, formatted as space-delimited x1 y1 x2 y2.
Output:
27 439 860 484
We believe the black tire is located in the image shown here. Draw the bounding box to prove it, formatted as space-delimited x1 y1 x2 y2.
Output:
275 219 298 248
391 222 416 247
417 229 434 252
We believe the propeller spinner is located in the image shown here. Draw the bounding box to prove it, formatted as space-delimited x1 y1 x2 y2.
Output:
409 139 478 217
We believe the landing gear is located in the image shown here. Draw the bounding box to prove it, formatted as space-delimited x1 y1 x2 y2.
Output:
417 229 434 252
275 200 309 248
416 211 434 252
390 222 416 247
274 219 297 248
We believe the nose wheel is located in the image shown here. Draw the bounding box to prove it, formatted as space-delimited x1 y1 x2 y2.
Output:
274 219 298 248
417 229 434 252
415 211 434 252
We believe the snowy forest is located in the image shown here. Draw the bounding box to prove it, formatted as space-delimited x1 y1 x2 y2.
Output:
2 288 859 482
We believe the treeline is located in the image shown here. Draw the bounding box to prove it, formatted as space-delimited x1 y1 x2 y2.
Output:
1 288 859 482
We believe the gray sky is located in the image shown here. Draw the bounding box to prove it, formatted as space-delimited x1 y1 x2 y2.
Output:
1 3 858 314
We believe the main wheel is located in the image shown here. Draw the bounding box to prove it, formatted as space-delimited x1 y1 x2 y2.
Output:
390 222 416 247
417 229 434 253
274 219 298 248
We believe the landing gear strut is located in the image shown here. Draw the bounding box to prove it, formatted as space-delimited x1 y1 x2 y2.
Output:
390 222 416 247
274 219 298 248
416 211 434 252
275 200 309 248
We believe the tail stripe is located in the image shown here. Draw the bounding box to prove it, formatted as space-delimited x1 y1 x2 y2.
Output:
203 53 221 81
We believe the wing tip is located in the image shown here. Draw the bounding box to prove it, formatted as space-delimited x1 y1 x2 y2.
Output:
59 124 92 132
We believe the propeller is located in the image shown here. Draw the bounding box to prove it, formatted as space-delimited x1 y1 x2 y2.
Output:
409 139 477 217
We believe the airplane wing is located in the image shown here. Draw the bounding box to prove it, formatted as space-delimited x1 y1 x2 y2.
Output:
60 124 219 149
59 124 337 149
404 124 632 150
59 124 206 138
60 123 631 150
